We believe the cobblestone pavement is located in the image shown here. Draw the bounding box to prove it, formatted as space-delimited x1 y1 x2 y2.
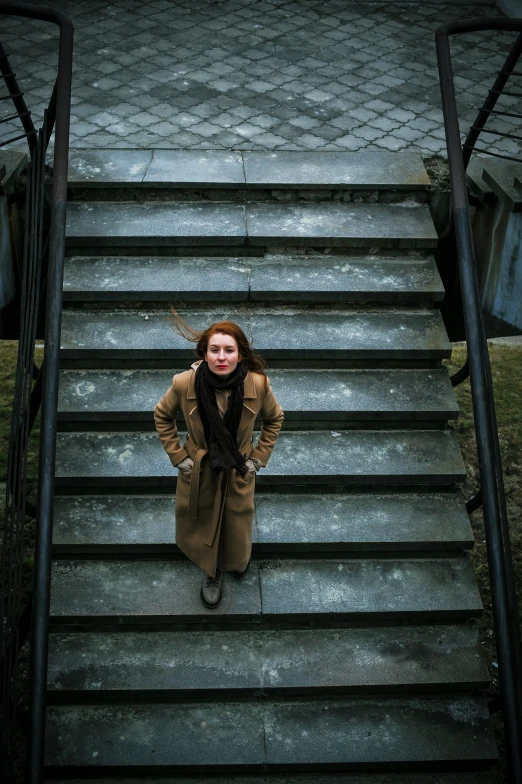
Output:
1 0 520 157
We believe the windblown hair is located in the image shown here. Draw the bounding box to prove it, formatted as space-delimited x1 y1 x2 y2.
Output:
170 308 269 390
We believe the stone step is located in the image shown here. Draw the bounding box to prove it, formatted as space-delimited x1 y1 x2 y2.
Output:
481 160 522 213
62 254 444 303
68 149 431 191
65 201 438 249
57 368 458 427
44 697 496 772
59 308 451 366
467 157 522 212
54 430 466 492
49 557 482 625
43 775 500 784
47 625 488 698
466 158 495 203
52 493 473 554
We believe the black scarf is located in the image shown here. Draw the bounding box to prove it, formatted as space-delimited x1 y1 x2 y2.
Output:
194 359 248 475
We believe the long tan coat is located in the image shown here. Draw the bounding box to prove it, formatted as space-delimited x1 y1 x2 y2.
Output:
154 368 284 576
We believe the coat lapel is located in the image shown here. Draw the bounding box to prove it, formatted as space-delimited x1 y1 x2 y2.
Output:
238 372 258 443
188 405 206 444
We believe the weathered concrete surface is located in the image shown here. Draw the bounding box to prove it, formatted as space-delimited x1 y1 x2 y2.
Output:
44 776 499 784
50 556 480 623
267 367 457 418
51 492 472 552
54 430 466 487
52 495 179 549
472 192 522 331
57 368 458 422
68 150 152 186
45 702 265 769
50 559 261 623
0 149 27 189
62 256 250 301
255 492 472 550
47 625 488 694
45 697 496 770
241 310 450 360
248 256 444 302
62 254 444 303
242 151 430 189
144 150 245 186
263 697 495 766
482 161 522 213
245 202 438 248
59 308 451 361
0 184 15 309
59 308 249 361
65 201 438 249
66 201 247 246
258 558 482 621
67 150 430 189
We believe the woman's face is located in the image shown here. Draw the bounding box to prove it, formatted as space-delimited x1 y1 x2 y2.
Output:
205 332 240 377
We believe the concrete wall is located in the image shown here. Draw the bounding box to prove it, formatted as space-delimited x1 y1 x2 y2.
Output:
0 189 15 310
473 200 522 331
497 0 522 16
0 152 27 311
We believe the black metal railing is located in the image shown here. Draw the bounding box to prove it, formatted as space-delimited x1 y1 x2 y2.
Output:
0 3 72 782
0 36 37 151
462 29 522 167
0 111 46 781
436 19 522 784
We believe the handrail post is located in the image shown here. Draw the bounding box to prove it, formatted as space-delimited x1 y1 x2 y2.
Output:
436 26 522 784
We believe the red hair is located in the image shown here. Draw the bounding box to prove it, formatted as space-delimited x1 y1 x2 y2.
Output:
170 309 269 390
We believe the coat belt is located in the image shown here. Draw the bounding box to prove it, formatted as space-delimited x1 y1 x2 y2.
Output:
182 437 253 548
183 438 207 521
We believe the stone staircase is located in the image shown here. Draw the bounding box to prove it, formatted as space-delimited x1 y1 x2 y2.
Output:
45 150 498 781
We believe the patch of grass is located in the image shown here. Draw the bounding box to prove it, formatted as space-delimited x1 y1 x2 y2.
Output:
0 340 43 497
444 344 522 783
0 340 43 782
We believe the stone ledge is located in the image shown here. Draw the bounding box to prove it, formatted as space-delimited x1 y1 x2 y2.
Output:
67 149 431 190
44 696 496 769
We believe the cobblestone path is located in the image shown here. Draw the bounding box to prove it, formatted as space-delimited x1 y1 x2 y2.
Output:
1 0 519 157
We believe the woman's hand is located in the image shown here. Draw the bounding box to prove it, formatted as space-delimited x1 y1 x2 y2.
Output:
176 456 194 476
245 458 262 473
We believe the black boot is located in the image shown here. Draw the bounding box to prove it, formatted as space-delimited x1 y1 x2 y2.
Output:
201 568 223 609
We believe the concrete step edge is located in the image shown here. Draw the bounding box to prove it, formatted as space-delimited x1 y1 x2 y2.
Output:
57 367 458 421
47 624 489 696
52 492 473 552
44 695 497 770
62 255 444 302
65 201 438 250
49 556 483 624
67 150 432 191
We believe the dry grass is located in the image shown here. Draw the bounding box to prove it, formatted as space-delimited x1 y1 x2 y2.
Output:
0 341 43 498
444 344 522 783
0 341 43 782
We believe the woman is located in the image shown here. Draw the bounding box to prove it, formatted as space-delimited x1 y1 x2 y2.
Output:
153 315 284 609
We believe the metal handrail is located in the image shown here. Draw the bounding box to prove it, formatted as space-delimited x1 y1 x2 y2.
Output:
0 3 73 782
436 19 522 784
0 36 37 150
